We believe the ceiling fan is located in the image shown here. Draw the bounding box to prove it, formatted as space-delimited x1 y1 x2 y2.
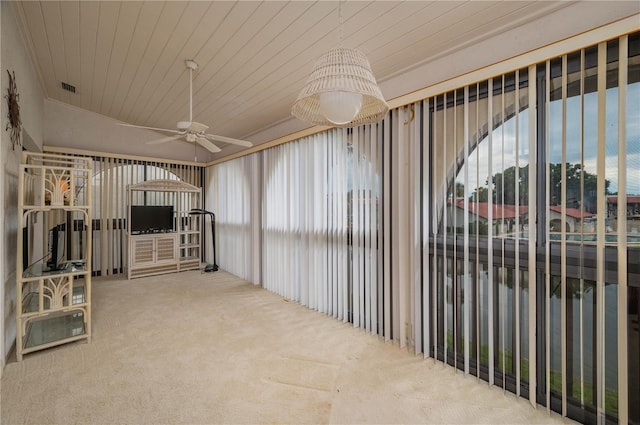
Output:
118 60 252 154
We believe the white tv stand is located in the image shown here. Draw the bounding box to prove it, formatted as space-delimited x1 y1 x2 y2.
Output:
127 180 202 279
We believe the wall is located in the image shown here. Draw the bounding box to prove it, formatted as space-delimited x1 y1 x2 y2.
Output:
0 1 44 372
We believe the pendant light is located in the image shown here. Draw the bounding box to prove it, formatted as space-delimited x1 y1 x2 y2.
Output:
291 1 389 128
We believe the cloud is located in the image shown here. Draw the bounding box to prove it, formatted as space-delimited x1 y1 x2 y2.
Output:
457 81 640 197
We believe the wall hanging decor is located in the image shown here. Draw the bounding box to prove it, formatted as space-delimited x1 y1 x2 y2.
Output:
5 70 22 150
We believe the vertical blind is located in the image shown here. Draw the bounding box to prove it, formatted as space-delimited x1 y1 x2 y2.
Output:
210 31 640 424
259 128 382 324
208 155 260 283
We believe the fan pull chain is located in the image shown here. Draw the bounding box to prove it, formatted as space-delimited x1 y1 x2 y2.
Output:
189 66 193 123
338 0 343 47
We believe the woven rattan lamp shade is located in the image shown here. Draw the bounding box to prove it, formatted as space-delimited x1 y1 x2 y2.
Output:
291 47 389 128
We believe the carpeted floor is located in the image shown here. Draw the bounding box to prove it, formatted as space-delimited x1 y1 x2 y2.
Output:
2 270 571 424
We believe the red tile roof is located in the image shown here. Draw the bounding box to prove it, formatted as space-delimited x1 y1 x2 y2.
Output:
453 200 528 220
548 205 594 219
452 200 593 220
607 196 640 204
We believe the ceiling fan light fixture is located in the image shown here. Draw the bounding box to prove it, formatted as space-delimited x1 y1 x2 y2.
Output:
291 46 388 128
178 121 208 133
177 121 192 130
319 90 362 125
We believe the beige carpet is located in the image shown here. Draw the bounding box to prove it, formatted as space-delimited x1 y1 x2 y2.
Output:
2 270 571 424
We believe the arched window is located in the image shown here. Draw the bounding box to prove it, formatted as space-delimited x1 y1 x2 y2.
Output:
429 33 640 423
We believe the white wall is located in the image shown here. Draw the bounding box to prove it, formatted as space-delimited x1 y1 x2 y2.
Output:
0 1 45 371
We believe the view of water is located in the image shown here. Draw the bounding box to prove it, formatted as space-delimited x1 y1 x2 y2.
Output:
446 273 618 391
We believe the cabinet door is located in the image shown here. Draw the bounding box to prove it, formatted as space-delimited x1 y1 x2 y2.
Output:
155 236 176 263
132 238 154 265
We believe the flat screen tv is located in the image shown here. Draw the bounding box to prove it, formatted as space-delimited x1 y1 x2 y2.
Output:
130 205 174 234
46 223 66 271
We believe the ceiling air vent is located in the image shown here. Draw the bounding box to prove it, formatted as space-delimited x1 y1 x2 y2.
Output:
61 81 76 93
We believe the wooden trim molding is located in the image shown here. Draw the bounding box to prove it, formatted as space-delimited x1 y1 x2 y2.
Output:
44 145 203 167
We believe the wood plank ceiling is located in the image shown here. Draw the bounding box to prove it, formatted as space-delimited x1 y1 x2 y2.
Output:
14 1 573 161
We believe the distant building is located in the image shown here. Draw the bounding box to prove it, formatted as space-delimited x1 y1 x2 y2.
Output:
448 199 599 235
607 195 640 234
548 206 595 233
448 199 529 235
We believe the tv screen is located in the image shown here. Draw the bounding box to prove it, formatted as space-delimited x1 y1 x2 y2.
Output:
46 223 66 271
130 205 174 234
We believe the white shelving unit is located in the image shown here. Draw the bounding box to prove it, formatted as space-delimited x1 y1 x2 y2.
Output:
127 180 202 279
16 152 92 361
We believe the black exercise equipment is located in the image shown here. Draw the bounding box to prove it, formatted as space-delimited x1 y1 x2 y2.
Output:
188 208 219 272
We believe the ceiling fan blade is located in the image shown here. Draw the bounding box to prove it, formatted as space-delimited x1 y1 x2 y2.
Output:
118 62 247 154
203 133 253 148
117 122 183 134
146 134 185 145
196 137 221 153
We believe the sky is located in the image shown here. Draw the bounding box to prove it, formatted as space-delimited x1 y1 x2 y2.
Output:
459 82 640 199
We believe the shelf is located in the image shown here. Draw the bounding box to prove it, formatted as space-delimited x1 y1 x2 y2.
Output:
19 153 92 209
180 255 200 262
22 285 86 314
24 311 86 350
129 263 179 278
17 152 92 361
23 261 87 280
21 204 91 211
180 243 200 249
129 231 176 236
179 257 201 271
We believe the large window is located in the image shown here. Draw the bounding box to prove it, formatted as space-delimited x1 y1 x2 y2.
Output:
431 72 533 395
209 155 260 280
258 128 382 326
428 33 640 423
209 30 639 425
